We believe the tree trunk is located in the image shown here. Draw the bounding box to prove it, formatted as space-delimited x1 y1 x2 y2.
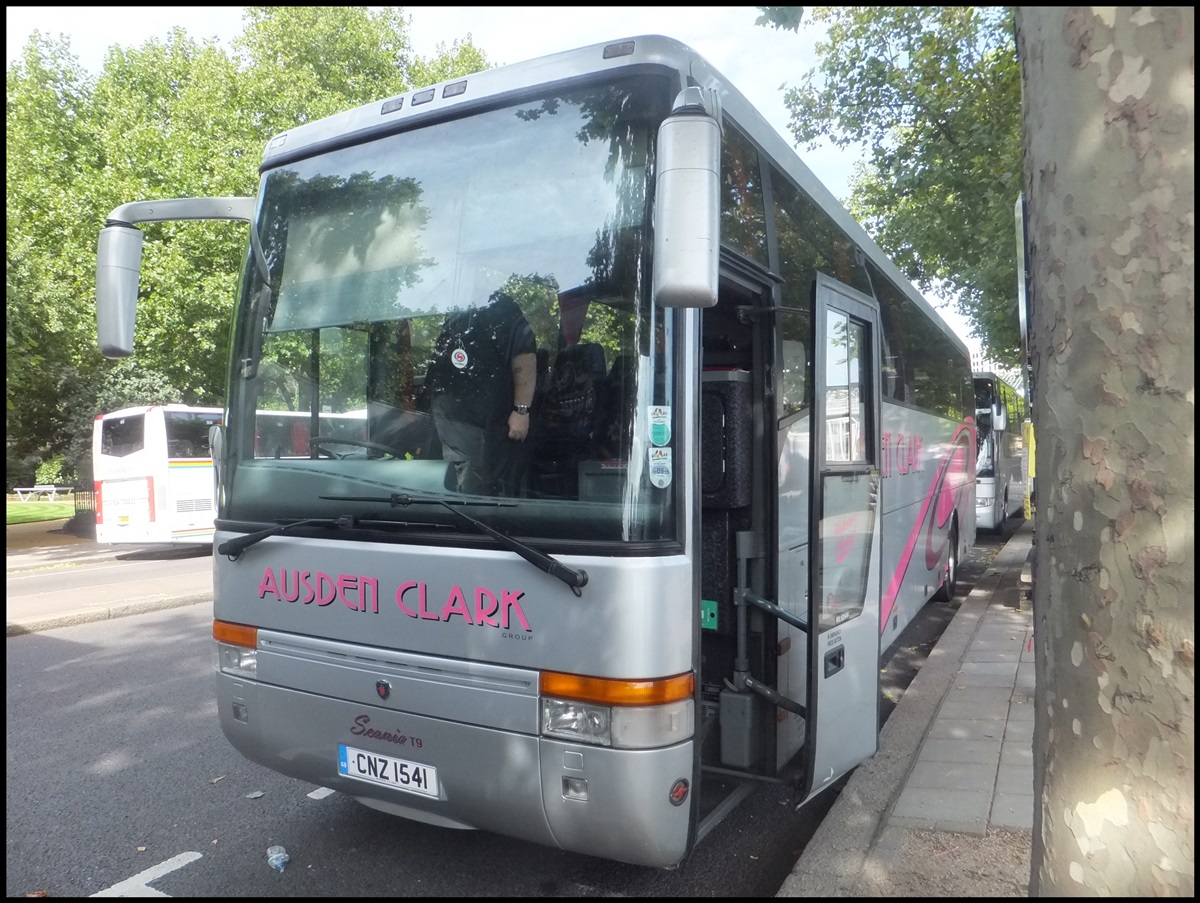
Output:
1015 7 1194 896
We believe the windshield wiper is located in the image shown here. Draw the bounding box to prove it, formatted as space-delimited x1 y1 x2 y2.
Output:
218 516 347 559
323 493 589 597
217 514 445 560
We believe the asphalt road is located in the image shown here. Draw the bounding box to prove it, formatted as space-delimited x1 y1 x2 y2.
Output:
5 603 831 896
5 517 1016 896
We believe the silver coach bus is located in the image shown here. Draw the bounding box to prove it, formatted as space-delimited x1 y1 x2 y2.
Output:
96 35 975 868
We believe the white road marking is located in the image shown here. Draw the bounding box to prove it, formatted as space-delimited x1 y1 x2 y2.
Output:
308 786 336 800
90 851 202 897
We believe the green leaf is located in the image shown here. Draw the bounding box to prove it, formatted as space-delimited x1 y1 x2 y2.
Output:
757 6 1023 364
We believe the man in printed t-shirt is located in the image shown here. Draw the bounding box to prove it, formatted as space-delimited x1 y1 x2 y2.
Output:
427 289 537 495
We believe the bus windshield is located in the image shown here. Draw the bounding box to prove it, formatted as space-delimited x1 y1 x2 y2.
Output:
975 412 994 476
225 75 676 544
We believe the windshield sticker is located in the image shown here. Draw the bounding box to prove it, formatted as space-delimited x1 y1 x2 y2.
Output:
648 447 672 488
256 566 531 631
649 405 672 446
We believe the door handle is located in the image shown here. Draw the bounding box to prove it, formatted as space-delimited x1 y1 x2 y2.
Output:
824 645 845 678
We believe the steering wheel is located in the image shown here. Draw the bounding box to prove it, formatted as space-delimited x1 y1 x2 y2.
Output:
310 436 400 459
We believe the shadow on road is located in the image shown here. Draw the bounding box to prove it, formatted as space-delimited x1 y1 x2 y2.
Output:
115 545 212 561
878 514 1023 723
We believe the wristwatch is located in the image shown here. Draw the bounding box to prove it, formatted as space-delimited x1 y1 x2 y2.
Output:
513 404 530 415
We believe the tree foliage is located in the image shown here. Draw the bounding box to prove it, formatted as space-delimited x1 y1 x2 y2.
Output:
755 6 805 32
6 35 97 480
757 6 1024 364
5 8 488 486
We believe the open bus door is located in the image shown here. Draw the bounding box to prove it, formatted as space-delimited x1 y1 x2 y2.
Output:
801 274 883 802
700 270 883 816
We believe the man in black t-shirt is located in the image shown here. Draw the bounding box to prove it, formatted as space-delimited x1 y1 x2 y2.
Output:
427 289 537 495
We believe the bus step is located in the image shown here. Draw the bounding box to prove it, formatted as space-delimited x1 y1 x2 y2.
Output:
695 773 757 846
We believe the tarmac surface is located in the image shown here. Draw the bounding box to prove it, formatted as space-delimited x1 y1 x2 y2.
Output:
5 518 212 636
7 515 1036 895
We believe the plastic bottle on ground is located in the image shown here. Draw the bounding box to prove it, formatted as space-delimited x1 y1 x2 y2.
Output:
266 845 289 872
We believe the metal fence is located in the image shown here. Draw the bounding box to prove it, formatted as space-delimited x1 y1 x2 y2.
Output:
73 485 95 517
70 485 97 537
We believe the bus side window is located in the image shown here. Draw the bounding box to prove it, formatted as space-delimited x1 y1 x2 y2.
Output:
778 309 811 417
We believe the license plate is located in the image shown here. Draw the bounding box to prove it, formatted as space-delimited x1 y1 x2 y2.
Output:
338 744 439 798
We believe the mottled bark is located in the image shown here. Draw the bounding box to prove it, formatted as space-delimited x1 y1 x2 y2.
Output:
1015 6 1194 896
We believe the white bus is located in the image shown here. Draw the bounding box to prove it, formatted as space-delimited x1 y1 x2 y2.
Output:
96 35 975 868
973 372 1026 530
92 405 372 546
92 404 222 544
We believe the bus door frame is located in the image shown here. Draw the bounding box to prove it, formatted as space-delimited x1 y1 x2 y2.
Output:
802 272 884 802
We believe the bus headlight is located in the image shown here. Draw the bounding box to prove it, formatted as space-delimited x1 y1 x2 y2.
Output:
539 670 695 749
541 698 695 749
542 698 612 746
216 643 258 677
213 620 258 677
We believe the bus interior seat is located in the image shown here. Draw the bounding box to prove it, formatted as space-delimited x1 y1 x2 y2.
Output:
700 291 761 757
529 342 606 497
368 403 439 459
700 369 753 652
595 353 636 459
702 301 753 371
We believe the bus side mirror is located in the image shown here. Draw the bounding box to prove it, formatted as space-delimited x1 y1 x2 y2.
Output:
653 86 721 309
95 196 256 360
993 402 1009 433
96 224 144 358
209 423 225 511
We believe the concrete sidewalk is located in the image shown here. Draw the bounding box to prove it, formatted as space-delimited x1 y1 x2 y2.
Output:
778 516 1035 897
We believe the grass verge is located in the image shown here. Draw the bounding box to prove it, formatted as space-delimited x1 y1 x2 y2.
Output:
7 501 75 526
